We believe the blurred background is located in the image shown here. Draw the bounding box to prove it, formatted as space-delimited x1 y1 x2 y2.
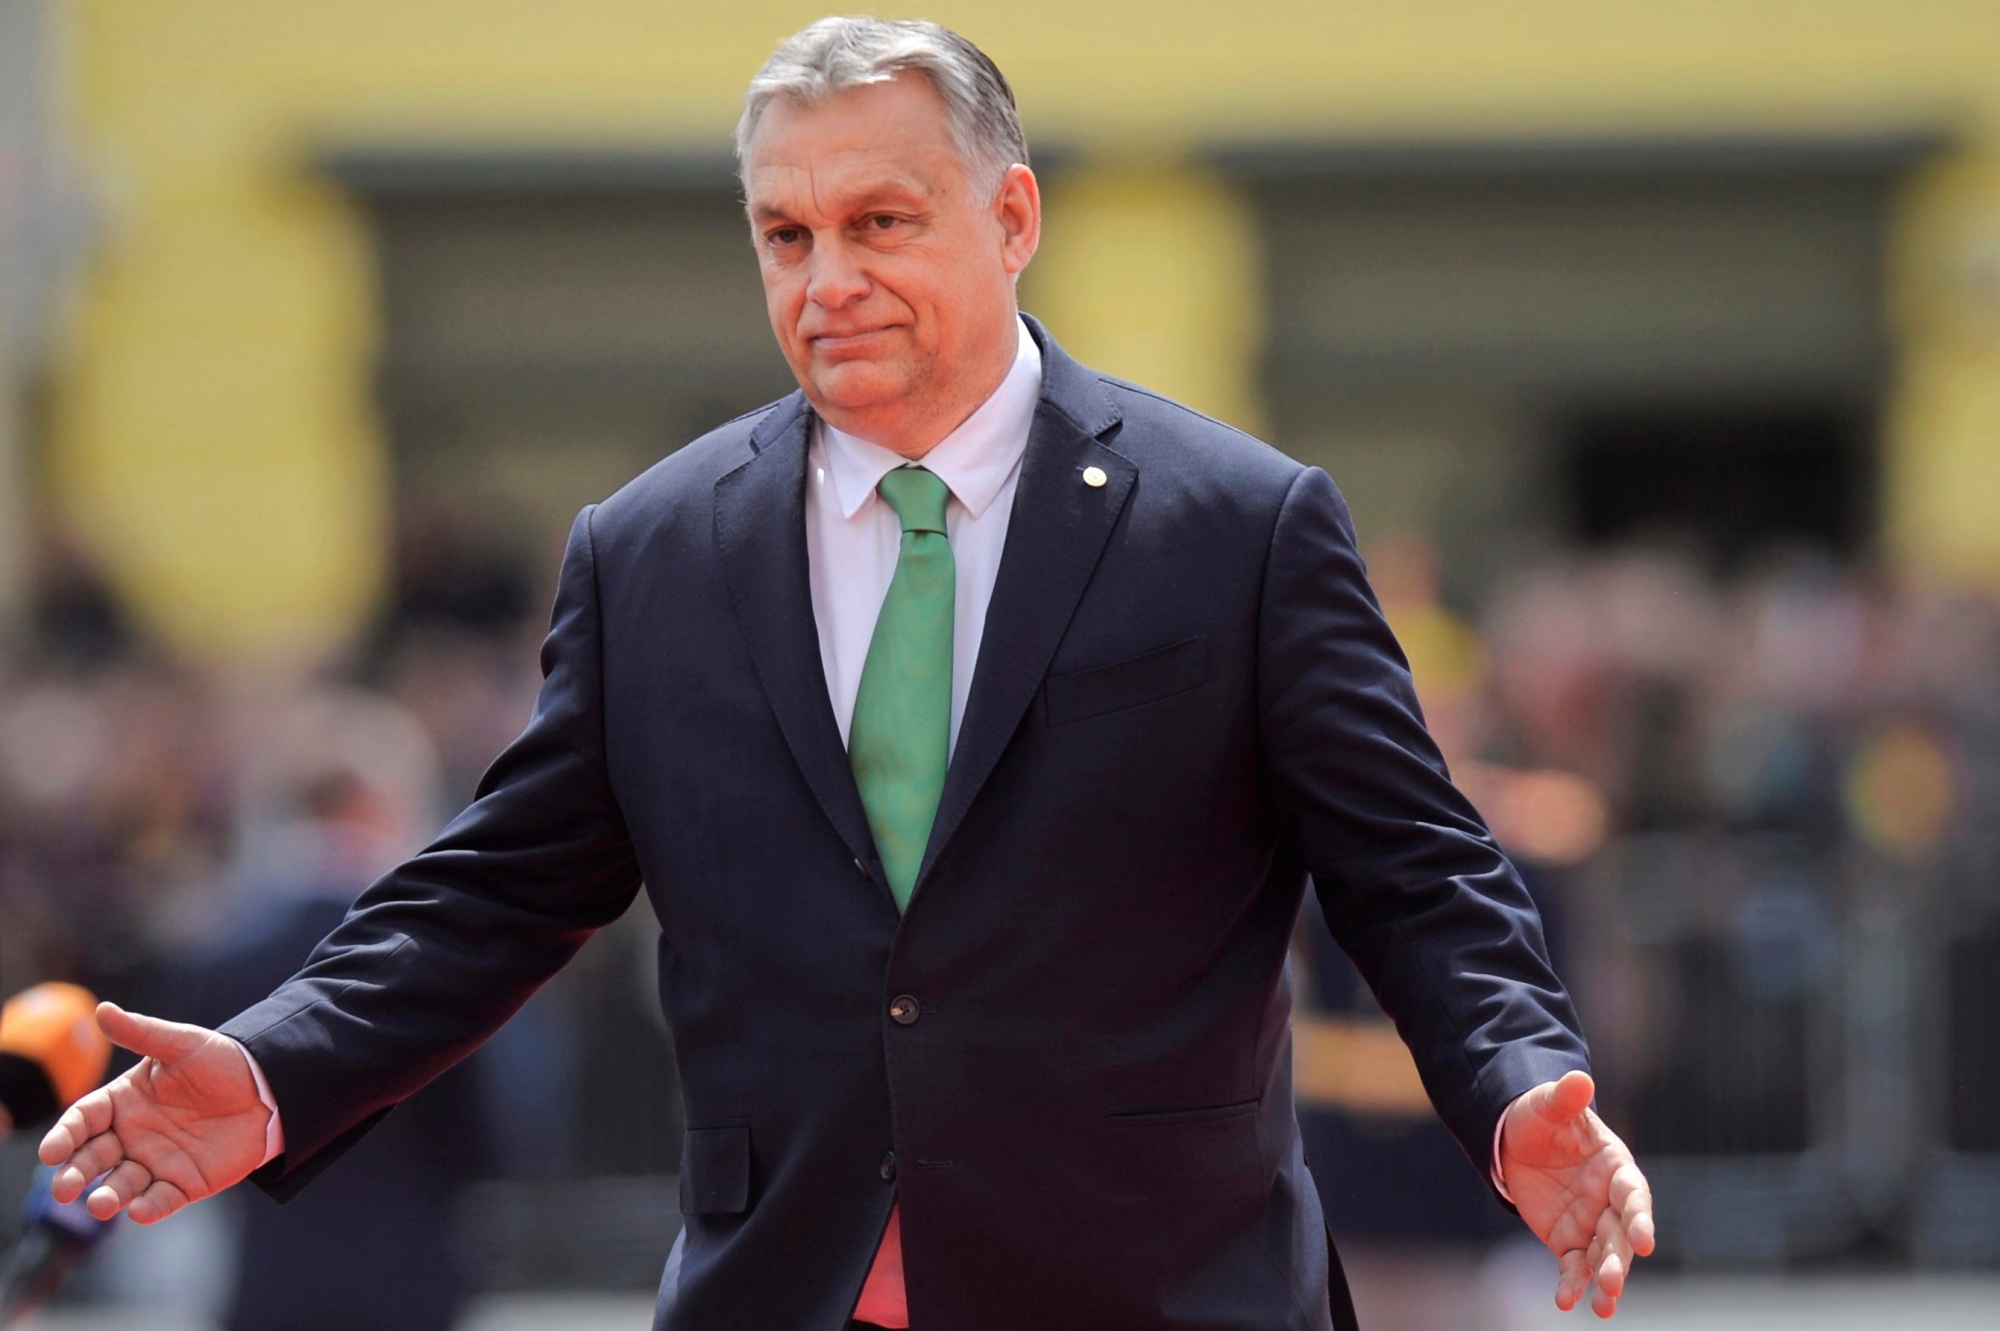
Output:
3 1 2000 1327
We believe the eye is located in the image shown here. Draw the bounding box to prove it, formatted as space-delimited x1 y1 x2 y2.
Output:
865 214 903 233
765 226 805 249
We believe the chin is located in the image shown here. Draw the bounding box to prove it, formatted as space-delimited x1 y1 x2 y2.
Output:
809 361 910 413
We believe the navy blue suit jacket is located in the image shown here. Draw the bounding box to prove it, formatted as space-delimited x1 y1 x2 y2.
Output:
220 318 1588 1330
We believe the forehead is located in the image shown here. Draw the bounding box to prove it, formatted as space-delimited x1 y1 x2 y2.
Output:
743 74 968 214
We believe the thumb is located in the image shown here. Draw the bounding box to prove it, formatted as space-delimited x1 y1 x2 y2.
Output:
96 1002 207 1064
1525 1069 1596 1126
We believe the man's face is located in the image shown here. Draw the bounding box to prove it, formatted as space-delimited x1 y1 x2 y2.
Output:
743 74 1038 449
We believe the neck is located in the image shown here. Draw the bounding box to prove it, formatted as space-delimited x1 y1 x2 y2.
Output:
821 312 1021 460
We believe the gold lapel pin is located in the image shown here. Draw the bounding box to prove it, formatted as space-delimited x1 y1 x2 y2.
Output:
1082 465 1107 488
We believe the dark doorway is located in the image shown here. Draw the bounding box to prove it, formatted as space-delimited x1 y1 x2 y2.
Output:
1561 402 1871 564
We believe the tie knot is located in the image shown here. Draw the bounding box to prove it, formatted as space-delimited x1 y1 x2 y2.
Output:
877 467 950 536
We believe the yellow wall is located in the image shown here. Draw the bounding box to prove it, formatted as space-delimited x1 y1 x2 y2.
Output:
1026 165 1267 439
50 0 2000 658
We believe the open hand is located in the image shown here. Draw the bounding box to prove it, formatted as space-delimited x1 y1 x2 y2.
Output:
38 1003 271 1224
1501 1070 1655 1318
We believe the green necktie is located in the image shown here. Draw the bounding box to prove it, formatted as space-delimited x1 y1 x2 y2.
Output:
849 466 954 913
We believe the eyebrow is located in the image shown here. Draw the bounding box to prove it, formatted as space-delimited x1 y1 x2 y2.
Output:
748 175 934 223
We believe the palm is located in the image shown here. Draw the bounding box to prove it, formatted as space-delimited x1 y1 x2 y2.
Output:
39 1003 271 1224
1500 1071 1655 1319
100 1046 264 1186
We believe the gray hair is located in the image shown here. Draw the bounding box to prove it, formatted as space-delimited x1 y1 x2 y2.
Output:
736 17 1029 189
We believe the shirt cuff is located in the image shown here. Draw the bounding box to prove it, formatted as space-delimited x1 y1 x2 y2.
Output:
1492 1090 1525 1202
232 1038 286 1167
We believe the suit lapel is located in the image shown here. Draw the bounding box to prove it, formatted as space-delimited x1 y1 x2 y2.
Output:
915 325 1132 895
714 395 888 890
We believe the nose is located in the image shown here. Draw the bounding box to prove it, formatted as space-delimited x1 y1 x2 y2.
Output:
805 236 869 312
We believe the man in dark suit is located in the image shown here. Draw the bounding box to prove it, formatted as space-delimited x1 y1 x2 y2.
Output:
42 17 1652 1330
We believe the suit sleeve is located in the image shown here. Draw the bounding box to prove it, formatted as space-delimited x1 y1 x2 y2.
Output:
1256 466 1588 1192
219 506 641 1199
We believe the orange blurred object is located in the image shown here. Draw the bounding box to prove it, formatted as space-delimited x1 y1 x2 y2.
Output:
0 983 113 1108
1457 761 1611 868
1845 721 1958 861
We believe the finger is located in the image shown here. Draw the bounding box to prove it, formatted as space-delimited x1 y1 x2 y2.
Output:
96 1002 206 1064
1534 1069 1596 1124
129 1178 192 1226
1592 1281 1620 1320
1517 1069 1597 1132
52 1129 125 1202
1610 1162 1656 1255
1554 1247 1592 1312
39 1084 116 1166
86 1157 153 1221
1594 1206 1633 1300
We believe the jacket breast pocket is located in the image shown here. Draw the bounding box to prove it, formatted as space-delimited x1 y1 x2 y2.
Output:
1044 636 1211 727
679 1125 751 1216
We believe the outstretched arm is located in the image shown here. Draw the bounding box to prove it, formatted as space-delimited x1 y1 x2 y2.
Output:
1257 466 1652 1314
223 505 641 1195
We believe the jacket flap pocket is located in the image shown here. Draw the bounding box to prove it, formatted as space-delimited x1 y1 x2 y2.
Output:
1045 636 1210 726
679 1125 751 1215
1105 1096 1260 1127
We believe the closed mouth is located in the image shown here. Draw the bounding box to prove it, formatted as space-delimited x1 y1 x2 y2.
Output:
810 327 896 351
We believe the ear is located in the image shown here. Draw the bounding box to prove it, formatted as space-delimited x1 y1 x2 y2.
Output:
995 164 1041 277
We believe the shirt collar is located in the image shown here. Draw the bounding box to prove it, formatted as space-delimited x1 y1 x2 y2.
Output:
819 316 1042 522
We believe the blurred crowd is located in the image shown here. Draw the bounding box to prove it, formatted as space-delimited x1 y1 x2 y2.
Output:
0 525 546 1008
1371 534 2000 864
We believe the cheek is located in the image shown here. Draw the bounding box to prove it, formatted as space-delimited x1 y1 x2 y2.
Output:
912 277 974 351
760 266 805 330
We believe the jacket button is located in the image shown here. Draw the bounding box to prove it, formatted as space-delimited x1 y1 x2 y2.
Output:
880 1151 897 1181
888 994 920 1026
